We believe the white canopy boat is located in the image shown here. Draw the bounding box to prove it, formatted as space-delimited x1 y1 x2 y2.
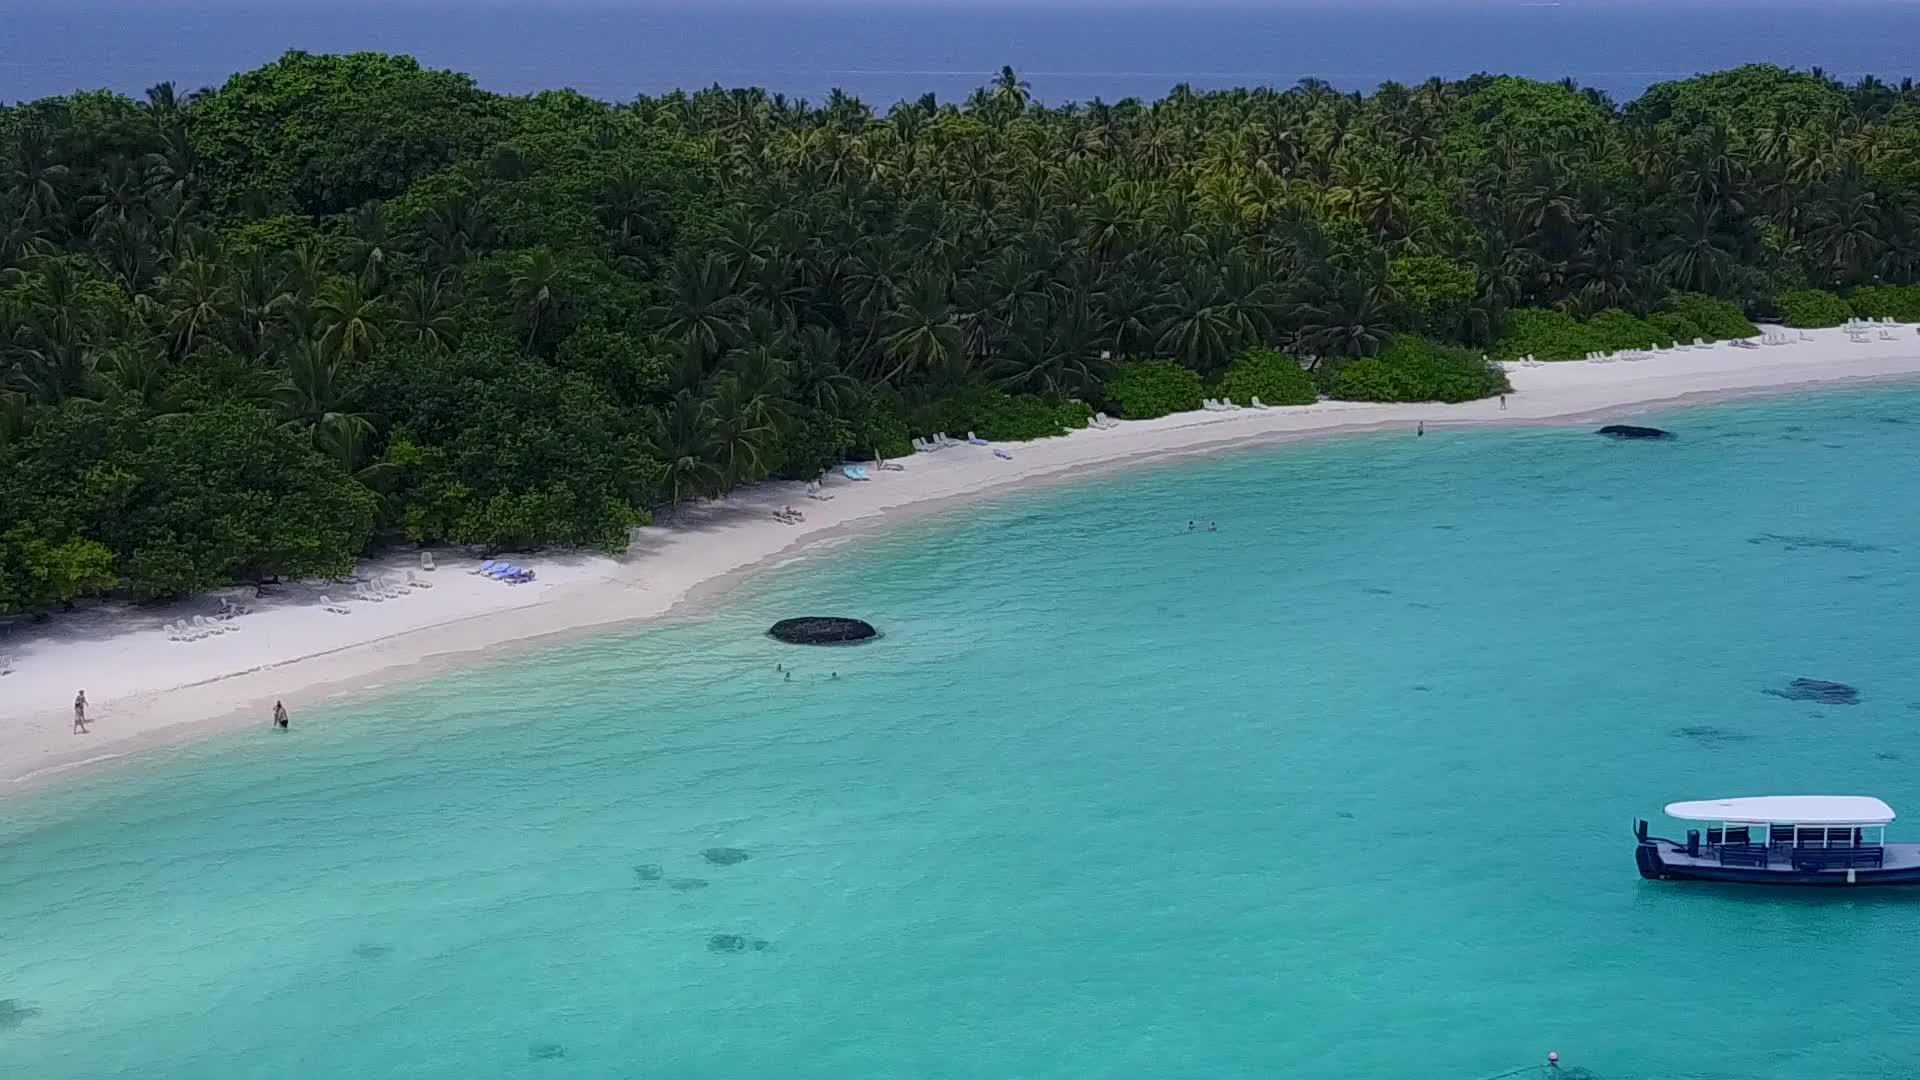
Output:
1634 796 1920 886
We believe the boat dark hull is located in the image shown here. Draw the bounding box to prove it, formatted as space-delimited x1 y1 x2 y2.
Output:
1636 841 1920 886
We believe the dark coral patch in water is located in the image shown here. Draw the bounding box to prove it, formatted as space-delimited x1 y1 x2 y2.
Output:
0 999 40 1031
702 847 750 866
768 617 877 645
1878 752 1902 761
1361 587 1393 595
529 1042 567 1060
1672 725 1752 746
352 943 393 960
1763 678 1860 705
1748 533 1884 553
632 864 664 882
708 934 748 953
1597 424 1673 440
667 878 710 891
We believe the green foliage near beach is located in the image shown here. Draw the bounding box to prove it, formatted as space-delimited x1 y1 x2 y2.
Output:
1777 290 1854 328
1847 284 1920 321
1330 336 1511 403
1218 348 1317 406
1105 360 1206 419
4 56 1919 612
1659 293 1760 340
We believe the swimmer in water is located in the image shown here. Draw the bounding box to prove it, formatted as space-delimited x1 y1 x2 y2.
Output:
272 701 289 731
784 671 792 682
1208 521 1217 532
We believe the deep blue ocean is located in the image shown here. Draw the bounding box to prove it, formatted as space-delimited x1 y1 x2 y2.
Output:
3 1 1919 106
3 387 1920 1079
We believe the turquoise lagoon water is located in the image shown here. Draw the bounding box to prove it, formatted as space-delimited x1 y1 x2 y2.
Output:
4 388 1920 1080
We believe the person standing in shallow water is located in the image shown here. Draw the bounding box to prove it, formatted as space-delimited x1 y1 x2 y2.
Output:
273 701 289 731
72 690 88 734
1417 420 1425 437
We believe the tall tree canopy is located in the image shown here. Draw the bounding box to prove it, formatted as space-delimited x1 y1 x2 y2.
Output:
3 56 1916 612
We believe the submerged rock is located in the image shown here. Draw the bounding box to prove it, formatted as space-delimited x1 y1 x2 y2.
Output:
1763 678 1860 705
1748 533 1884 554
0 999 40 1031
1671 725 1752 746
768 616 878 645
1597 424 1673 440
708 934 748 953
352 943 393 960
528 1042 567 1061
632 863 664 882
701 847 750 866
667 878 710 891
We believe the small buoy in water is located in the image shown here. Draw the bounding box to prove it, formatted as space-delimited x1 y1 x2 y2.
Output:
1547 1051 1559 1067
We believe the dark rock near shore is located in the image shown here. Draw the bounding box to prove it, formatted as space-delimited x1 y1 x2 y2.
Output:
708 934 748 953
702 847 750 866
1748 533 1884 554
1597 424 1673 440
768 616 878 645
1763 678 1860 705
1672 725 1752 746
0 999 40 1031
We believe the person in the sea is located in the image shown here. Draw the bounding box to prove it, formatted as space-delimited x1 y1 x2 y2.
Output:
1208 521 1217 532
72 690 88 734
830 672 839 680
273 701 289 731
1417 420 1425 437
784 671 792 682
1187 520 1195 531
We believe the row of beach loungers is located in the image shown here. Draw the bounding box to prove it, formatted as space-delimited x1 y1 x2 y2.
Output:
1202 397 1277 411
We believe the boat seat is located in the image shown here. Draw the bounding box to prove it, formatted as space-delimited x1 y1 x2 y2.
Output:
1717 845 1770 868
1791 846 1884 871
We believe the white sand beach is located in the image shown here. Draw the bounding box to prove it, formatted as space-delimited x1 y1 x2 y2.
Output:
3 326 1917 788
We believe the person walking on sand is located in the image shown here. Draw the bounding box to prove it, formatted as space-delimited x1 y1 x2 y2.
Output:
72 690 88 734
1499 394 1507 411
273 701 289 731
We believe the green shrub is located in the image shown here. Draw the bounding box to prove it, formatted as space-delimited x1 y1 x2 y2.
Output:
1848 285 1920 322
1217 347 1317 406
1777 289 1852 328
925 387 1074 442
1054 399 1093 430
852 398 913 461
1493 308 1594 361
1329 336 1510 403
1102 360 1205 419
1659 292 1759 339
1586 308 1663 351
1648 311 1705 345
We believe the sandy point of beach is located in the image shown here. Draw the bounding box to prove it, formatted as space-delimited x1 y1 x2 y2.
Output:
3 326 1918 789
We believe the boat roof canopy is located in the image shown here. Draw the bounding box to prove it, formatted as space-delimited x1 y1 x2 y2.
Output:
1665 796 1895 827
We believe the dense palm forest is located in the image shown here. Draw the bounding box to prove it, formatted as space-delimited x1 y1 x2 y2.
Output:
4 55 1918 614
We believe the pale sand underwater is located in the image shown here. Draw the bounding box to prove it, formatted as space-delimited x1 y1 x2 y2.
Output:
3 325 1917 789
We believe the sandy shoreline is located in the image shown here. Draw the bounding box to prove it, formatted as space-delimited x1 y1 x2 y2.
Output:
4 327 1919 791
